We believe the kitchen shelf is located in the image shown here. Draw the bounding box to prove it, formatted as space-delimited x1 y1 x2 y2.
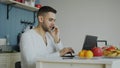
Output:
0 0 39 23
1 0 39 11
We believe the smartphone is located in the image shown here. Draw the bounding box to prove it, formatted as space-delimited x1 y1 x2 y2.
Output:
51 26 55 32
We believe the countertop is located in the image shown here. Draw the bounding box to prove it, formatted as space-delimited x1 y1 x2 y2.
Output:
37 56 120 64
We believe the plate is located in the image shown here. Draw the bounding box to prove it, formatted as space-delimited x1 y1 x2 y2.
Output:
77 56 103 59
103 56 120 59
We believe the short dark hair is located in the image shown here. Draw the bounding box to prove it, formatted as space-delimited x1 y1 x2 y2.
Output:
37 6 57 17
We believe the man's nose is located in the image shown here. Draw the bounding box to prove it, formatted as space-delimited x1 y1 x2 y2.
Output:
52 20 55 25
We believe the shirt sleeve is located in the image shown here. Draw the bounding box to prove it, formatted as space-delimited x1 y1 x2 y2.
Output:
55 40 64 51
20 33 37 68
47 40 64 57
46 51 60 58
46 32 64 56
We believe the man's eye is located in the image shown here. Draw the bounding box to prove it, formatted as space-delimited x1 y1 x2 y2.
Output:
49 18 55 22
49 19 53 21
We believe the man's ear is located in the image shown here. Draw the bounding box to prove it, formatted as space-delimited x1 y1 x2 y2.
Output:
38 16 44 23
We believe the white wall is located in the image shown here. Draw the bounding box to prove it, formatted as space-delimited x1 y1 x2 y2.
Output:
41 0 120 53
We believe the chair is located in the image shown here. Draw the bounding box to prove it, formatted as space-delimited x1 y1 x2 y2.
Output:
15 61 21 68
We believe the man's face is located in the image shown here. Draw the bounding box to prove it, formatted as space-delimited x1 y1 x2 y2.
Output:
41 12 56 32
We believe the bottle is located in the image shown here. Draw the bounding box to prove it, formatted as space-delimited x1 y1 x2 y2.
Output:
6 35 10 45
31 0 35 7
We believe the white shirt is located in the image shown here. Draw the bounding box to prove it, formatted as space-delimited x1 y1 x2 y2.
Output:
20 29 63 68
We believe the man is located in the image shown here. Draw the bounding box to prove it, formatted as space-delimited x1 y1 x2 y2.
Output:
20 6 74 68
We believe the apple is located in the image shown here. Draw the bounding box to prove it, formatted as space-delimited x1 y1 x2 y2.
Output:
106 45 116 51
92 47 103 57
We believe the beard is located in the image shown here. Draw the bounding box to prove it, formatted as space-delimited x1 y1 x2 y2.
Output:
42 22 49 32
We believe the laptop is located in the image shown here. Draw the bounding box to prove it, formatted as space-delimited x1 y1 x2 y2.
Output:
61 35 98 59
82 35 98 50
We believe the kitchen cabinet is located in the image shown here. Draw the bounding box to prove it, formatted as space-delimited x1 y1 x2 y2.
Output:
0 52 21 68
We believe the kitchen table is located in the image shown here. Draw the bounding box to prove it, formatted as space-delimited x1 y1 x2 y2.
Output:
36 56 120 68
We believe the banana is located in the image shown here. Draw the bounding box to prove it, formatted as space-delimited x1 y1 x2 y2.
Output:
103 50 111 56
117 54 120 57
116 50 120 54
107 52 117 57
103 48 120 57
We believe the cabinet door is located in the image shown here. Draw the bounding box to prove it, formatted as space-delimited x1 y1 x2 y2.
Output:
39 62 72 68
10 53 21 68
72 63 104 68
0 54 10 68
0 63 10 68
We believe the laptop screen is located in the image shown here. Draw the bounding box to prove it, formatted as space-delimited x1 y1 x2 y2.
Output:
82 35 98 50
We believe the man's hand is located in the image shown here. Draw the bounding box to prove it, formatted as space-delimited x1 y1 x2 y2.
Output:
49 26 60 43
59 47 74 57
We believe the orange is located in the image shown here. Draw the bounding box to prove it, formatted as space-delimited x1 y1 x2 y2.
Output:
78 50 87 58
85 50 93 58
78 50 93 58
